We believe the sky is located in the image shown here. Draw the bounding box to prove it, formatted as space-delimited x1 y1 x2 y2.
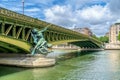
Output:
0 0 120 36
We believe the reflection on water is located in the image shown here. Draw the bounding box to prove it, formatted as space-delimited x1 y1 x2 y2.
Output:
107 50 120 72
1 50 120 80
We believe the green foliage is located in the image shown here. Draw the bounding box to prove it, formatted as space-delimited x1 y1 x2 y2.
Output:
118 31 120 41
92 35 99 39
99 36 109 43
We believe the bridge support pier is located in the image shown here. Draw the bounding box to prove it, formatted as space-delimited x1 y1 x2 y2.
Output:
0 54 56 67
1 22 5 35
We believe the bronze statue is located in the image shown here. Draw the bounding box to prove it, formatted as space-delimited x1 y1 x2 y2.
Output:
31 25 52 55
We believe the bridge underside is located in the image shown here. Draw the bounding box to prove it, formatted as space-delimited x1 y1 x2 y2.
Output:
0 35 31 53
0 41 24 53
0 37 100 53
70 41 100 48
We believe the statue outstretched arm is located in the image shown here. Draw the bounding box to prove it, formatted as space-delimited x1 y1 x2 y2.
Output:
38 24 52 33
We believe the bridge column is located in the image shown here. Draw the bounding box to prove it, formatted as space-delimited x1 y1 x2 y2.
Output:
13 25 16 38
1 22 5 35
44 31 50 42
30 35 33 43
22 27 25 40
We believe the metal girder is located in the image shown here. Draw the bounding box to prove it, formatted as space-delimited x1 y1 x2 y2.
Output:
13 24 16 38
70 41 101 49
0 47 8 52
5 24 13 35
1 21 5 35
85 41 96 48
16 27 22 39
88 41 100 48
22 27 25 40
0 35 31 52
0 43 18 52
25 29 31 41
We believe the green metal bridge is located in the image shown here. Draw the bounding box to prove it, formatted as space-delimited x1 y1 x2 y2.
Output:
0 7 102 53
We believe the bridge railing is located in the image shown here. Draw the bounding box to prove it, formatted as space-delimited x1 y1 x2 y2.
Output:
0 7 35 22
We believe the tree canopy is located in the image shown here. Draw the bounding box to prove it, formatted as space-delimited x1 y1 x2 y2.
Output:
99 36 109 43
118 31 120 41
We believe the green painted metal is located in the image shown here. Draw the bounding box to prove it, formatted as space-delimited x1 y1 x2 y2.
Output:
13 25 16 38
0 7 103 53
0 41 21 52
5 24 13 35
1 21 5 35
22 27 25 40
0 35 31 52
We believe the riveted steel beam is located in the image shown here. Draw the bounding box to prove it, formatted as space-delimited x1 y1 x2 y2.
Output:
25 29 31 41
13 24 16 38
22 27 25 40
16 27 22 39
5 24 13 36
30 34 33 43
1 21 5 35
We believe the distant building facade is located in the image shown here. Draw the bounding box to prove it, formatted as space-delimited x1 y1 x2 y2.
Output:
105 32 109 37
109 23 120 44
105 23 120 49
73 27 93 36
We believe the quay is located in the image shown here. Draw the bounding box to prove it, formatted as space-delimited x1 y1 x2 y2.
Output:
0 54 56 67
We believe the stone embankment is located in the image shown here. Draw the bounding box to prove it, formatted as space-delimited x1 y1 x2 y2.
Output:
0 53 56 67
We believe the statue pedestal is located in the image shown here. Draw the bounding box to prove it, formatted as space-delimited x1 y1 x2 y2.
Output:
0 54 56 67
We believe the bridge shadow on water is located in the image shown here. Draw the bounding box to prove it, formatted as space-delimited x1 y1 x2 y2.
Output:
54 50 99 62
0 65 28 77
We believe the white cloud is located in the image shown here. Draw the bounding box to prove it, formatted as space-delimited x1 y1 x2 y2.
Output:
76 5 113 25
44 4 115 36
25 8 40 12
27 0 54 5
44 5 77 27
65 0 109 9
1 0 120 36
43 0 120 36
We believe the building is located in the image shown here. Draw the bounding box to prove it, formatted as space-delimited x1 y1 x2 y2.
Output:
105 23 120 49
105 32 109 37
73 27 93 36
109 23 120 44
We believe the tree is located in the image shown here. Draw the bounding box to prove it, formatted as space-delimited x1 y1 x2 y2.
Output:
99 36 109 43
118 31 120 41
92 34 99 39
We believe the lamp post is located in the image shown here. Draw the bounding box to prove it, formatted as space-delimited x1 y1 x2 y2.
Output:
22 0 24 15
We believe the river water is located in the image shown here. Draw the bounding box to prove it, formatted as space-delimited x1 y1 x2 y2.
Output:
0 50 120 80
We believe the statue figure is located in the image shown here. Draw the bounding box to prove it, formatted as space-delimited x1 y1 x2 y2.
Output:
31 25 52 55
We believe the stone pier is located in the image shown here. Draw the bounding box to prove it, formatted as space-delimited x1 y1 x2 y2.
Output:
0 54 56 67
